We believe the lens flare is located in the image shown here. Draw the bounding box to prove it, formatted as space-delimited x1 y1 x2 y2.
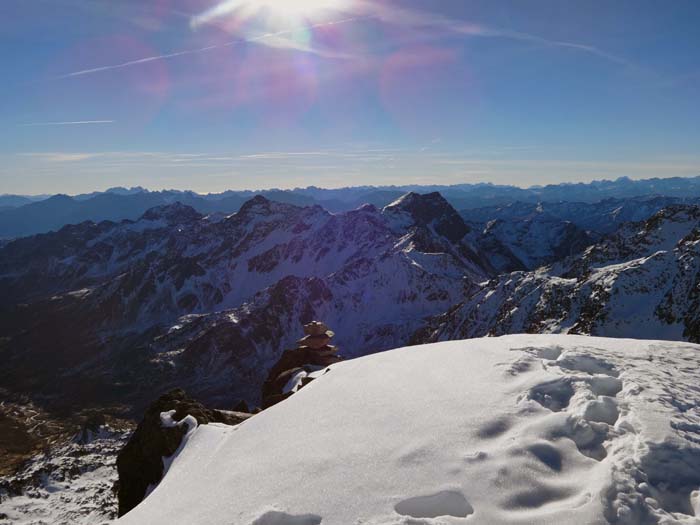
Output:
253 0 346 17
192 0 351 30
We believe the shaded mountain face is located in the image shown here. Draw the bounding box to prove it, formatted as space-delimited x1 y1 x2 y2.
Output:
0 194 488 410
416 205 700 345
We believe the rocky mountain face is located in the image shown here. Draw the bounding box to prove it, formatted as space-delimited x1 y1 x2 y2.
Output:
465 209 595 272
0 193 489 411
417 205 700 344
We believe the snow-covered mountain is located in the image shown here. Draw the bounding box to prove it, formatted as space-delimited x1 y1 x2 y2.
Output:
0 193 489 409
118 335 700 525
419 206 700 344
465 208 595 272
129 194 490 406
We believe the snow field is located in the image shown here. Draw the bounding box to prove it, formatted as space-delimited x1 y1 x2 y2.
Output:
119 335 700 525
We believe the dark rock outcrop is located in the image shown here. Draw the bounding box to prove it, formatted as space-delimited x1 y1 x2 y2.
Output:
116 389 251 517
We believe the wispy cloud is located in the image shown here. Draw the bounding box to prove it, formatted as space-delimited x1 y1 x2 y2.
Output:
18 152 102 162
359 2 632 67
21 120 115 126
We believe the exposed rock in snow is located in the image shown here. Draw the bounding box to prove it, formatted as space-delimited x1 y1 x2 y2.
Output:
118 335 700 525
116 389 251 516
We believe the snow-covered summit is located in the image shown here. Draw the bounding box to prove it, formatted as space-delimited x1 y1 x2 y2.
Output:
119 335 700 525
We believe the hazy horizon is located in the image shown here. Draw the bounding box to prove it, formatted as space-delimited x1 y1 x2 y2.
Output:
4 172 700 199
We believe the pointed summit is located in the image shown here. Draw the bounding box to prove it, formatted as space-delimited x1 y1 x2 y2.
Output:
235 195 308 221
237 195 273 216
382 191 470 242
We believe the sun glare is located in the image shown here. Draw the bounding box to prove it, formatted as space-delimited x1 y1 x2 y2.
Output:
253 0 346 17
191 0 351 32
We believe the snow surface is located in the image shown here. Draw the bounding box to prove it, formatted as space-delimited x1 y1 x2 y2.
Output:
119 335 700 525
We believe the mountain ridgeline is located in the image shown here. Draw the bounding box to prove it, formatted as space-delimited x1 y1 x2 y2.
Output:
3 175 700 238
1 190 700 414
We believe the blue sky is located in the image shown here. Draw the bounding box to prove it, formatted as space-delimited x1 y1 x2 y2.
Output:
1 0 699 194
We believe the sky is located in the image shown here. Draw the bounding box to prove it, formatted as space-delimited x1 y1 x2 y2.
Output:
1 0 699 195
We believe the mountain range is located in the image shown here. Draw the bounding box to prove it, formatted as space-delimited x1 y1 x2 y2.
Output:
0 192 490 410
3 175 700 238
417 205 700 345
2 188 700 414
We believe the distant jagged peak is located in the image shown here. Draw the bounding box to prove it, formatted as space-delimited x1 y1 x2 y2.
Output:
382 191 470 242
104 186 147 195
140 202 202 224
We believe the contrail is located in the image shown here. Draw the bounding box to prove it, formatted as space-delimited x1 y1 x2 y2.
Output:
57 17 365 79
21 120 115 126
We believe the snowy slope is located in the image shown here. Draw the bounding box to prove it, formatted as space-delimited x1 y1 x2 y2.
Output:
119 335 700 525
0 425 130 525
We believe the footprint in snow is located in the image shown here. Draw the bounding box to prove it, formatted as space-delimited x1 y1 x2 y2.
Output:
250 510 322 525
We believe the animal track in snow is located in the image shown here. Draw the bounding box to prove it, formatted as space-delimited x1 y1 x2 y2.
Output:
394 491 474 519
